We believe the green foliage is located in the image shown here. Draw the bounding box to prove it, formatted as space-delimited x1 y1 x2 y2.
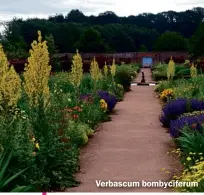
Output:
115 65 132 92
152 63 168 81
4 8 204 54
45 34 57 55
139 44 148 52
0 150 34 192
80 99 110 128
67 121 94 147
49 72 75 94
79 73 94 94
152 63 191 81
76 27 109 52
175 126 204 154
189 22 204 57
154 31 188 51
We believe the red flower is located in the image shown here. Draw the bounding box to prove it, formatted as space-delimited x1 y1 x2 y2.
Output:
73 114 79 119
191 123 197 129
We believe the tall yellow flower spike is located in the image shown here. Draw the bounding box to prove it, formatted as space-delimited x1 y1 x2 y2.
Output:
110 58 116 77
0 44 9 76
23 30 51 107
70 49 83 87
98 69 103 80
190 63 197 78
90 56 100 81
0 44 21 108
167 56 175 80
103 61 108 76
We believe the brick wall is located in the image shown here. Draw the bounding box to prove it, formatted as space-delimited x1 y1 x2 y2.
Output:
9 52 189 73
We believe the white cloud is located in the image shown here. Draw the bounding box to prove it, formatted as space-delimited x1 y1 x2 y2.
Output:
0 0 202 22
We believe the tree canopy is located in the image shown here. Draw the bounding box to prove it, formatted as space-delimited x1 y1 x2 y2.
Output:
154 31 188 51
1 7 204 59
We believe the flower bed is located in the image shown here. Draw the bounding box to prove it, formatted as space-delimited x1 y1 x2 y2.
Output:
0 31 141 192
160 98 204 127
156 61 204 192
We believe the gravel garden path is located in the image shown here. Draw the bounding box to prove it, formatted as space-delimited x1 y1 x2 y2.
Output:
66 68 180 192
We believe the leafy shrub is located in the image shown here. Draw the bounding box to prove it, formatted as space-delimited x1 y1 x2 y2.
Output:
49 72 75 94
79 73 94 94
0 151 34 192
115 66 132 91
175 65 190 77
111 84 124 101
3 90 81 191
175 126 204 153
154 80 175 93
152 63 167 81
67 121 94 147
152 62 191 81
79 94 110 128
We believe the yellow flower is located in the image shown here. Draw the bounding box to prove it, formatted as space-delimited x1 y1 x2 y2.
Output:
100 99 106 103
103 61 108 76
35 143 40 149
110 58 116 77
70 49 83 87
23 30 51 107
160 88 173 99
187 157 192 161
0 44 22 108
190 63 197 78
167 57 175 80
100 99 107 111
90 57 100 82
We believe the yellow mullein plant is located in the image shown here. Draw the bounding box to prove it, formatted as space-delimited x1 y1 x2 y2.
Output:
103 61 108 77
90 57 100 93
23 30 51 108
0 44 21 110
70 49 83 87
110 58 116 77
90 56 100 81
190 63 197 78
167 56 175 80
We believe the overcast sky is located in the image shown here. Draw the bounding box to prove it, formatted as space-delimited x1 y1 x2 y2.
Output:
0 0 203 22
